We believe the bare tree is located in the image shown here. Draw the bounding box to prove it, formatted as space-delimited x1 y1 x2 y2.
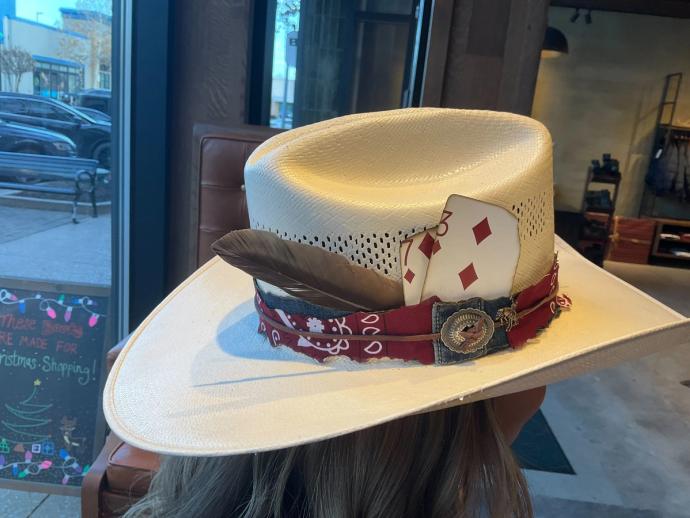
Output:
59 0 112 90
277 1 300 32
0 47 34 92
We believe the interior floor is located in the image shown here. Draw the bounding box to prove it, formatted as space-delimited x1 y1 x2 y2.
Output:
530 260 690 517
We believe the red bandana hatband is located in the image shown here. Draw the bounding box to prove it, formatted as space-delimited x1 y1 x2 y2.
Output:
255 259 571 365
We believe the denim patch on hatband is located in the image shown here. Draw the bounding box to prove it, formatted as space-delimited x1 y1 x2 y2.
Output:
254 282 351 320
431 296 512 365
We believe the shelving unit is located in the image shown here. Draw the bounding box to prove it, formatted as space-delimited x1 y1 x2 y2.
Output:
636 73 690 268
650 218 690 265
578 168 621 266
639 72 690 220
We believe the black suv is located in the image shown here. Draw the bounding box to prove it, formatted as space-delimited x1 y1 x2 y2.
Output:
76 89 111 116
0 93 111 168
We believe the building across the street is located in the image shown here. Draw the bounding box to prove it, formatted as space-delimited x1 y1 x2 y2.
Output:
0 0 111 99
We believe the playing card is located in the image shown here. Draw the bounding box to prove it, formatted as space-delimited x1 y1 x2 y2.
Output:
399 227 437 306
420 195 519 302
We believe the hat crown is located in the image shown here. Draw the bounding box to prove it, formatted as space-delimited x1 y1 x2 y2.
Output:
245 108 554 293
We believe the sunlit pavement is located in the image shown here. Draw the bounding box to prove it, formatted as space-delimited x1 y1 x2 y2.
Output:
0 488 79 517
0 205 111 287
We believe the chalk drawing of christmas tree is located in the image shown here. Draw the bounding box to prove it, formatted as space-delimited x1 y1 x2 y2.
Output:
1 379 53 445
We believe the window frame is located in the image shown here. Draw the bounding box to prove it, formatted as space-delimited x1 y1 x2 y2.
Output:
247 0 435 127
0 97 28 114
124 0 171 330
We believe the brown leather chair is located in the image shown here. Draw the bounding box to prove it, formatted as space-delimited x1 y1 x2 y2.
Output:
82 124 280 517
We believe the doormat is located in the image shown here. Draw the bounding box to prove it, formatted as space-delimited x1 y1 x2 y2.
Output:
512 410 574 474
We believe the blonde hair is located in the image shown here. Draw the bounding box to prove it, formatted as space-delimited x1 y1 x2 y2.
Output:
125 401 532 517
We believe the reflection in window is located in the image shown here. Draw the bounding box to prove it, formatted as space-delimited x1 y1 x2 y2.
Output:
270 1 300 128
268 0 420 129
350 18 413 113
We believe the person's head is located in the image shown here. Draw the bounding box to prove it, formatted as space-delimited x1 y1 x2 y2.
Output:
125 399 532 518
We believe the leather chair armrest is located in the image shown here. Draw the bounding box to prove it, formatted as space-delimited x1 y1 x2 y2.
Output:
81 433 123 518
106 440 160 496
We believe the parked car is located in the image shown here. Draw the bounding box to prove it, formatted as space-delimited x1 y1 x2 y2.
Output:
75 106 111 124
0 119 78 182
0 118 77 157
75 89 112 116
0 93 111 168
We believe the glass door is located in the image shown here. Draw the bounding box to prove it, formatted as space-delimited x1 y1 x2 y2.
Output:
349 0 420 113
263 0 425 129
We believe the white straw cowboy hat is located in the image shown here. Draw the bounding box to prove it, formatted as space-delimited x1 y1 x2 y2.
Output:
104 108 690 456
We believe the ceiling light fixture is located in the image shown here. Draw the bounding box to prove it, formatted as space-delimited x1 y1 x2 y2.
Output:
541 26 569 58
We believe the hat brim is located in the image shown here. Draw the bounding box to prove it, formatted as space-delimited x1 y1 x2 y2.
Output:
103 237 689 456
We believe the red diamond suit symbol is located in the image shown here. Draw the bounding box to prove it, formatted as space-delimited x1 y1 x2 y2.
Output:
399 227 438 305
421 194 520 302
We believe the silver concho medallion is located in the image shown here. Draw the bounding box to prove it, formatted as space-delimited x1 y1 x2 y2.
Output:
440 308 495 354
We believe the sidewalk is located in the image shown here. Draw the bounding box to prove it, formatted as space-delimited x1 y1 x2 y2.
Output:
0 206 111 286
0 489 79 517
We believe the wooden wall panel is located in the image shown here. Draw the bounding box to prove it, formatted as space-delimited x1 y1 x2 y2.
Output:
166 0 253 288
440 0 549 115
499 0 552 113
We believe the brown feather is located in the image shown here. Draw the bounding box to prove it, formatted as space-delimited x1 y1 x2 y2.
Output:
212 229 404 312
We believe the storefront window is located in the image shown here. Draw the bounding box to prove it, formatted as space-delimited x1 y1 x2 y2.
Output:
0 0 117 505
33 59 84 99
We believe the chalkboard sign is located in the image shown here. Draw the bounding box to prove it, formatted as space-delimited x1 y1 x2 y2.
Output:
0 285 108 488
